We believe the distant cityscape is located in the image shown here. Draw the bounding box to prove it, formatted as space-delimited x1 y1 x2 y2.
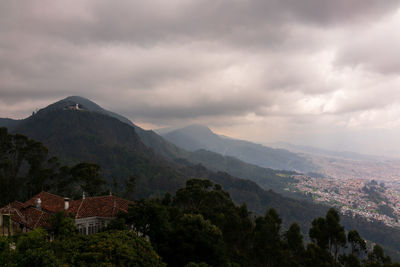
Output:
289 175 400 228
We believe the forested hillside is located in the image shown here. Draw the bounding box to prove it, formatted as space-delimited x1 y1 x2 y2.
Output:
2 179 397 266
1 97 400 261
162 124 319 173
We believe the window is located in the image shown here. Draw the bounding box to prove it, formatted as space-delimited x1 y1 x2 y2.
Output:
88 223 94 235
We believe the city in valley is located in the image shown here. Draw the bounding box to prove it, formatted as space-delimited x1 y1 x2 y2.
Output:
287 154 400 228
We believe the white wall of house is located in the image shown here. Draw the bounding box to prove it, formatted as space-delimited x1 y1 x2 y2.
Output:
75 217 113 235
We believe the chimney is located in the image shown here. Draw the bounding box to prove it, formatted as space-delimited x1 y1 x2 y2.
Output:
64 198 70 210
35 198 42 210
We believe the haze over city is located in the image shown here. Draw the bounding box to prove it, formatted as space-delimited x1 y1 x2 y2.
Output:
2 0 400 156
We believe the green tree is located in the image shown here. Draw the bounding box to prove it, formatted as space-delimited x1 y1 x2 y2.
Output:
52 230 165 266
0 128 54 205
309 208 346 262
0 236 14 267
124 198 173 253
170 214 226 267
325 208 346 260
253 208 284 267
347 230 366 257
174 179 253 265
364 244 392 267
309 217 329 250
70 162 106 197
14 228 59 267
284 222 305 266
48 211 77 240
123 175 137 199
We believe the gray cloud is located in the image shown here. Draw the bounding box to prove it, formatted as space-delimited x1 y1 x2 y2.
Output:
1 0 400 155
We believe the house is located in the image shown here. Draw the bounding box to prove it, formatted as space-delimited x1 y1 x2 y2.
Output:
0 191 133 236
65 103 81 110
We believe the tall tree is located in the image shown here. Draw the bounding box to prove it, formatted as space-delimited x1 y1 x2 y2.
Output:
70 162 106 197
284 222 305 266
253 208 284 267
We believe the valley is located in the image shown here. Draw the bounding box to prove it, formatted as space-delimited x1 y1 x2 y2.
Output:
2 96 400 262
274 151 400 228
290 175 400 228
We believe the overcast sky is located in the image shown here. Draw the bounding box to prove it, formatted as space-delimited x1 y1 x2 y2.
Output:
1 0 400 156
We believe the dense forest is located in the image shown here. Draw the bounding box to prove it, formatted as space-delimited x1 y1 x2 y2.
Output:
0 127 118 205
3 116 400 262
1 178 399 266
2 98 400 263
1 127 400 266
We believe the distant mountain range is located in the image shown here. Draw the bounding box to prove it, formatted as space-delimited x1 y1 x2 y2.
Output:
0 96 299 195
3 96 302 195
0 96 317 215
159 124 320 173
2 96 400 259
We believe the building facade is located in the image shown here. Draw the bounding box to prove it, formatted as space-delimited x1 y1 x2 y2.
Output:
0 191 133 236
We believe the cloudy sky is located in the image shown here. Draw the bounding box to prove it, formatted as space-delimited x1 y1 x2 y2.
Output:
1 0 400 156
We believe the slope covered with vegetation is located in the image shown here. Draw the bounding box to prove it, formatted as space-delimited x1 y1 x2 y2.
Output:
162 124 319 173
1 97 400 260
2 179 398 267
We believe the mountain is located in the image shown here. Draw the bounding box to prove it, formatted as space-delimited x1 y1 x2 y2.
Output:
14 108 190 198
185 149 298 195
1 96 297 194
2 96 400 259
13 96 186 161
2 97 305 214
0 118 21 131
161 124 319 173
61 96 188 160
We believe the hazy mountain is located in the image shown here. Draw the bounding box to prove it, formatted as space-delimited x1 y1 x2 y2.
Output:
4 96 302 193
3 97 310 216
14 108 190 198
0 97 297 194
0 118 21 131
161 124 319 173
185 149 298 194
2 96 400 259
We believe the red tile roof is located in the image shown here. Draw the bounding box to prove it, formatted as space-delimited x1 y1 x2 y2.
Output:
23 191 65 213
0 202 26 225
69 195 133 219
1 192 134 231
0 201 51 230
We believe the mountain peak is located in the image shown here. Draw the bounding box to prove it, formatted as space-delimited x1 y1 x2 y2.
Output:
58 96 103 110
40 96 136 128
181 124 214 134
63 95 91 101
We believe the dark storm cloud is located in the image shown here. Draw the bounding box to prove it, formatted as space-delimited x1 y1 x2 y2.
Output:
1 0 398 45
1 0 400 154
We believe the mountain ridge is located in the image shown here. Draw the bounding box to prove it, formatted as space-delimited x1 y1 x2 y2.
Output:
2 96 400 259
162 124 320 173
0 96 299 194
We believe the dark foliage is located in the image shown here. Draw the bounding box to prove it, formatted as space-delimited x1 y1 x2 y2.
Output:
2 98 400 261
0 127 108 205
116 179 400 267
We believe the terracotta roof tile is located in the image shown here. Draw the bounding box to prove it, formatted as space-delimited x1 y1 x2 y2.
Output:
0 202 26 225
23 191 65 213
1 192 134 231
69 195 134 219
